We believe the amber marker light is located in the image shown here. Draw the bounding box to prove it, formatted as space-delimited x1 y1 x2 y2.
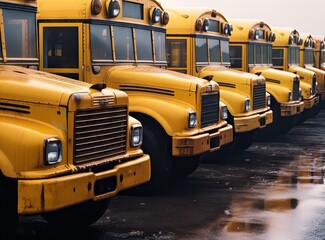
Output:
91 0 103 15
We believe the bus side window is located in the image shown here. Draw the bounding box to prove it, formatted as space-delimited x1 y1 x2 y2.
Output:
229 45 242 68
166 39 187 68
273 49 284 69
43 27 79 68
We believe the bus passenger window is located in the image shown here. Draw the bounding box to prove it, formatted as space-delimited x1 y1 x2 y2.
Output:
43 27 78 68
166 39 186 68
90 25 113 61
135 29 153 61
229 46 242 68
3 9 37 59
113 26 135 61
154 31 167 62
209 39 221 63
196 38 208 64
273 49 284 67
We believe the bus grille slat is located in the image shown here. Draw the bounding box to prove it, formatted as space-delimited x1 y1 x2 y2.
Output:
201 93 219 128
253 84 266 110
74 107 127 164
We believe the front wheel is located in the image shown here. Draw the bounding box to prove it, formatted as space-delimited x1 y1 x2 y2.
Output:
42 198 111 227
171 155 202 178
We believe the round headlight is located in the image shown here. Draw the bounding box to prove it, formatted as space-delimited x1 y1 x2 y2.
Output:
107 0 120 18
298 37 303 46
150 7 162 24
228 24 233 36
91 0 103 15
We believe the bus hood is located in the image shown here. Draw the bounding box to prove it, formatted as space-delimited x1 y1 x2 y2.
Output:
106 65 212 92
289 66 315 80
252 66 298 81
0 65 110 106
198 65 265 85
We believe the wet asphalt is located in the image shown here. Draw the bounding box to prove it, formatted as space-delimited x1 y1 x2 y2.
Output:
17 110 325 240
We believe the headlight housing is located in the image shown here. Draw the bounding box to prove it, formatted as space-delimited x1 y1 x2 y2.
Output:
267 93 271 106
288 91 292 101
188 109 197 128
221 105 228 120
244 98 250 112
131 124 143 147
150 7 162 24
106 0 121 18
44 138 62 165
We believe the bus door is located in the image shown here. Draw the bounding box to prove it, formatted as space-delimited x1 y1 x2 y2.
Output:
39 22 83 80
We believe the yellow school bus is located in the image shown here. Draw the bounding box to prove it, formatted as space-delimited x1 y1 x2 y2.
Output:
37 0 233 191
300 33 325 109
313 35 325 70
272 28 322 114
165 7 273 152
228 19 305 136
0 0 151 235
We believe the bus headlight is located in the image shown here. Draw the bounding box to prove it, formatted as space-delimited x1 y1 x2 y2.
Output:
221 105 228 120
245 98 250 112
188 109 197 128
288 91 292 101
267 93 271 106
107 0 120 18
162 11 169 25
45 138 62 165
150 7 161 24
131 124 143 147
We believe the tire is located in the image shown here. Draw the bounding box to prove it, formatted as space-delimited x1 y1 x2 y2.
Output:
42 198 111 227
0 175 18 239
233 130 256 152
126 114 172 195
256 98 295 140
172 155 202 178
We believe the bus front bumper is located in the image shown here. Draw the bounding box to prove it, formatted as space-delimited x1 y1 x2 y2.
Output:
233 110 273 133
281 101 305 116
172 124 233 156
17 154 150 214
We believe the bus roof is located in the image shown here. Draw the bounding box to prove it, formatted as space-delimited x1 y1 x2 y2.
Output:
228 18 272 43
166 7 228 35
272 27 301 47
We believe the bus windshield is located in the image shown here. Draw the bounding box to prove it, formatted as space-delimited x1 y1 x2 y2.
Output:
195 37 230 66
304 48 314 65
2 9 37 61
288 46 300 65
248 43 272 66
90 24 166 64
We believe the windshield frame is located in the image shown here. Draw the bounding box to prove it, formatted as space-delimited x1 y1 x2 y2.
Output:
90 21 167 66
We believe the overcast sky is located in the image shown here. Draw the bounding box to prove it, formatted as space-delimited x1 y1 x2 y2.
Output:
161 0 325 37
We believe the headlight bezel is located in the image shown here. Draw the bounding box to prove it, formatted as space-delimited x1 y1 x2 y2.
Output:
221 105 228 120
44 138 62 165
244 98 251 112
130 123 143 147
188 109 197 128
